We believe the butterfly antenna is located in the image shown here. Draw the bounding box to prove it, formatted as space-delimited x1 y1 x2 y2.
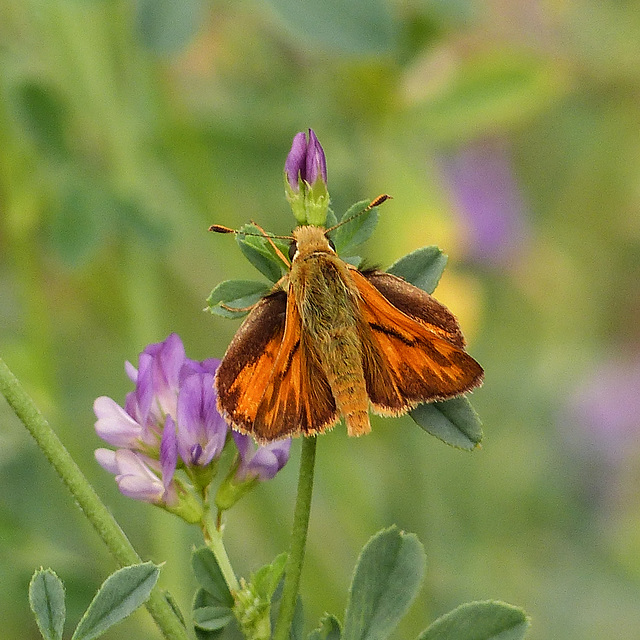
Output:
325 194 392 234
209 222 293 267
249 221 291 267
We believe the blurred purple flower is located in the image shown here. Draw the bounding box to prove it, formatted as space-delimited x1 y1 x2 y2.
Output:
561 355 640 464
437 138 528 267
232 432 292 482
284 129 327 192
94 334 227 508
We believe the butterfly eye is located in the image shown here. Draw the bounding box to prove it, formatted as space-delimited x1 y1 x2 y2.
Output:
288 241 298 261
327 237 336 252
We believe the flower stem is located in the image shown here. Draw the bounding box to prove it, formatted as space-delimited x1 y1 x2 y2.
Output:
273 436 317 640
202 509 240 593
0 357 190 640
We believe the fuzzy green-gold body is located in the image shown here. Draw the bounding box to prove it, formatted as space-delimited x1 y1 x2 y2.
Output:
287 225 371 436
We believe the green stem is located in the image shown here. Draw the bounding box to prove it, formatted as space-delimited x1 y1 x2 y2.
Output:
0 357 191 640
273 436 318 640
201 509 240 594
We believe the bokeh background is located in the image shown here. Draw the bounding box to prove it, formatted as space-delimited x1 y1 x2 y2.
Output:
2 0 640 638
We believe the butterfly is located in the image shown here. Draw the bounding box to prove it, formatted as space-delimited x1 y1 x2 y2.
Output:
211 196 483 442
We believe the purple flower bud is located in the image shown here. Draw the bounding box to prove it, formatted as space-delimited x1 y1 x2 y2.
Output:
232 432 292 482
284 129 329 226
284 129 327 191
285 131 309 192
305 129 327 187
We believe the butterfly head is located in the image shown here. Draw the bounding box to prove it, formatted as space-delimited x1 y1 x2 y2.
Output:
289 225 336 263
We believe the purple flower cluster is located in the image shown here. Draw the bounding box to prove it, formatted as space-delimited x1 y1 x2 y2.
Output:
94 334 290 517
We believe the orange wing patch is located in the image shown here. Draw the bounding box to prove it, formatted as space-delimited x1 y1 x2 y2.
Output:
215 292 287 430
349 270 484 415
253 288 338 441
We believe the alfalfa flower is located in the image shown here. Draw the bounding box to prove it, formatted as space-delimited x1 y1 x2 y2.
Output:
93 334 227 521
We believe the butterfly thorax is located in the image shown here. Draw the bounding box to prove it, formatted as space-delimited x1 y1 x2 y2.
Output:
288 225 371 436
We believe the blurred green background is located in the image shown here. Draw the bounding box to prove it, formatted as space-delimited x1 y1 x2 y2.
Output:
3 0 640 638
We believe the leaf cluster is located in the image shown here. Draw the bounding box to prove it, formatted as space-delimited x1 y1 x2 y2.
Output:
189 527 529 640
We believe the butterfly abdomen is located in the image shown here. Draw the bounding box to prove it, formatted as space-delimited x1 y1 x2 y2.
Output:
321 331 371 436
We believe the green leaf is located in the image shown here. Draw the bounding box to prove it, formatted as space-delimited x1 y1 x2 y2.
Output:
193 589 225 640
29 568 66 640
191 548 234 608
308 613 341 640
70 562 160 640
386 246 448 294
330 199 379 256
342 256 363 268
13 81 69 158
163 589 186 627
206 280 271 319
237 224 289 283
193 606 234 631
135 0 205 55
253 553 288 601
417 600 530 640
325 208 338 228
410 396 483 450
343 526 426 640
263 0 396 55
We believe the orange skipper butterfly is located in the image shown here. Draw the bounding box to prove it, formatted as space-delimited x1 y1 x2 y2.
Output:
211 196 483 442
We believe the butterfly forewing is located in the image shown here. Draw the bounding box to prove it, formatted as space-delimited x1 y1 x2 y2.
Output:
215 292 287 430
350 270 484 414
361 270 466 347
252 287 338 440
217 284 339 441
